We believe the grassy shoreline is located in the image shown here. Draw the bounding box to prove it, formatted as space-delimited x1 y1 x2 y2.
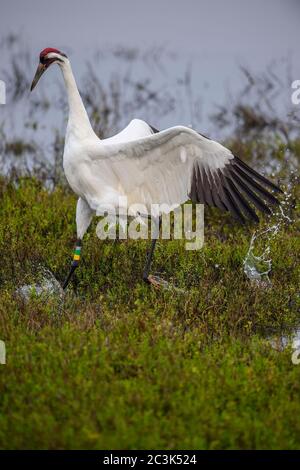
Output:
0 174 299 449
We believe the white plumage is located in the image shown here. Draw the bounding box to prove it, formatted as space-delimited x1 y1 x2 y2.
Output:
65 123 233 220
30 48 281 288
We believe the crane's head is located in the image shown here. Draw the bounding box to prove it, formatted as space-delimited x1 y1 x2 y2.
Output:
30 48 67 91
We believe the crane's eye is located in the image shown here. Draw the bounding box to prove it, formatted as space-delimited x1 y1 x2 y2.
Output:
40 56 56 66
40 55 48 64
40 55 65 65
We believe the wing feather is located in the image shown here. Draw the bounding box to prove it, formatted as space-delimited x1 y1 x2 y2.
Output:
86 126 281 221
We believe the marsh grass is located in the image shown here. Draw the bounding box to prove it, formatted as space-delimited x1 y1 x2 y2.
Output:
0 151 299 449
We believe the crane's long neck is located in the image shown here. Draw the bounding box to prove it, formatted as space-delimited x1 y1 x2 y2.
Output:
60 60 96 139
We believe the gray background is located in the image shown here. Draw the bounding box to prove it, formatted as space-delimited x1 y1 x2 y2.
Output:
1 0 299 133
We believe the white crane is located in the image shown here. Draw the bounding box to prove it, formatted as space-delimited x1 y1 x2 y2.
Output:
30 48 282 289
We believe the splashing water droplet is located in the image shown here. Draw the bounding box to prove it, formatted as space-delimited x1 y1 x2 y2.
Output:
279 204 292 223
16 265 64 301
243 182 294 287
269 327 300 352
243 226 278 287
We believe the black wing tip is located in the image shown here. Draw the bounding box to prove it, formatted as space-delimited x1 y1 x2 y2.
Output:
148 124 160 134
230 161 282 206
277 186 284 195
233 155 283 194
188 155 283 225
265 181 283 195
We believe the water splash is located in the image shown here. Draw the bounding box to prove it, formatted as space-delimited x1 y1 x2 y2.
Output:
243 175 296 287
243 225 279 287
16 266 64 301
269 327 300 353
148 274 187 293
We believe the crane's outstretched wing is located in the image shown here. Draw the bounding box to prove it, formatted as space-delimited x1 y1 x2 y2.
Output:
88 126 282 222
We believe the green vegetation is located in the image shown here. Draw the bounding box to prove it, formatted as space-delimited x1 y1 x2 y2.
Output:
0 36 299 449
0 150 299 448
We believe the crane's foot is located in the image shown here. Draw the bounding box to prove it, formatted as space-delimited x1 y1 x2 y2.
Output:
143 273 188 293
144 274 171 290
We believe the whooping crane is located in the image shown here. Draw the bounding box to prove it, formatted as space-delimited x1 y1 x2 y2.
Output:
30 48 282 289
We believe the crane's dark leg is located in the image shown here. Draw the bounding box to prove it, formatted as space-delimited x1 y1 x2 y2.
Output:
143 216 162 287
143 238 158 283
62 239 82 290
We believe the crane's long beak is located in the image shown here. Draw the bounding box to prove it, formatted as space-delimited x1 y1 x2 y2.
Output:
30 63 46 91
